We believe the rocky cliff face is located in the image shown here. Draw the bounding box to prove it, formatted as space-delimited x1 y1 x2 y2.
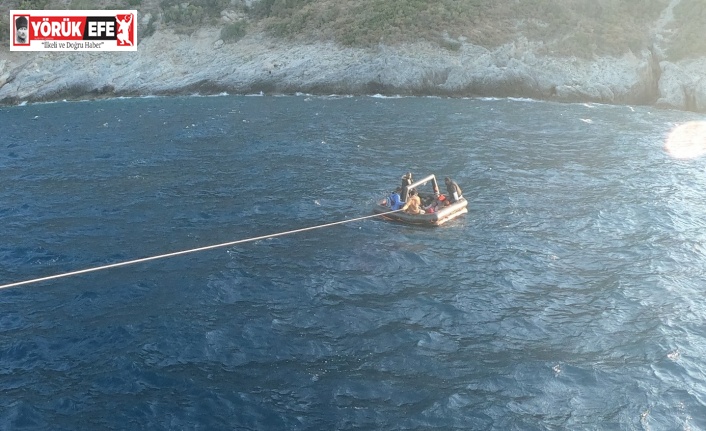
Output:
1 26 705 112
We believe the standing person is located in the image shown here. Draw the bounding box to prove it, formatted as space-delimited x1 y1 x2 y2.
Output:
401 172 413 188
444 177 463 202
15 16 28 45
401 189 424 215
400 172 413 201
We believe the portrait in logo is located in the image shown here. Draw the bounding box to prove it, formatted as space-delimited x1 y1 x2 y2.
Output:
115 13 134 46
14 15 29 45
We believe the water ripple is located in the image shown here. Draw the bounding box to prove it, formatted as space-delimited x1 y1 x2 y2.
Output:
2 96 706 429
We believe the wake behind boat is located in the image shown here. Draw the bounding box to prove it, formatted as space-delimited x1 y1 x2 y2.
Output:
373 174 468 226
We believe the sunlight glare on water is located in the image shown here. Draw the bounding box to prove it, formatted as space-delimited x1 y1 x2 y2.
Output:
665 121 706 159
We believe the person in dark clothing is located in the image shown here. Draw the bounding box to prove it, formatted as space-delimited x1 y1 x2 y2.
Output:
401 172 413 188
400 172 413 201
425 194 449 213
444 177 463 202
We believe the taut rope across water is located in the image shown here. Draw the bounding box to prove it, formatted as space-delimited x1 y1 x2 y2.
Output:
0 210 402 290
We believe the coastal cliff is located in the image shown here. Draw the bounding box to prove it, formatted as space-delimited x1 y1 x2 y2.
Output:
1 1 706 111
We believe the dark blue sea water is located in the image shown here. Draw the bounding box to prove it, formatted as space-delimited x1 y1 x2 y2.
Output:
2 94 706 430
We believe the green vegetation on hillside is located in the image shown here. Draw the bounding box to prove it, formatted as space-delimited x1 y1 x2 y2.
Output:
161 0 228 25
668 0 706 61
251 0 667 58
3 0 705 60
220 20 248 43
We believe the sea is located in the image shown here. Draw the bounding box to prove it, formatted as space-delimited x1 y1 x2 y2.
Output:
1 94 706 430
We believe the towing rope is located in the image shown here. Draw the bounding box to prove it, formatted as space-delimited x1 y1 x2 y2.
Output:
0 209 402 290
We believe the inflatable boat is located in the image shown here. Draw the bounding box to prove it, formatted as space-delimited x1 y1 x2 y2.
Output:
373 174 468 226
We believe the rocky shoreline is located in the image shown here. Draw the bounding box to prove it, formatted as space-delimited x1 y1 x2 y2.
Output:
1 27 706 112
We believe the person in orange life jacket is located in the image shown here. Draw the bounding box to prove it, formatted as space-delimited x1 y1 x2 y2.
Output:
445 177 463 202
401 189 424 215
425 194 448 213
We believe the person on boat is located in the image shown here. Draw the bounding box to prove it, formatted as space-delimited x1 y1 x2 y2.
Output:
425 194 448 213
444 177 463 202
384 187 404 210
401 189 424 215
400 172 413 201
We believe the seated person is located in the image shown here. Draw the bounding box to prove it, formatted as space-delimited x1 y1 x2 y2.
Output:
401 189 424 215
425 194 448 213
380 187 404 210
